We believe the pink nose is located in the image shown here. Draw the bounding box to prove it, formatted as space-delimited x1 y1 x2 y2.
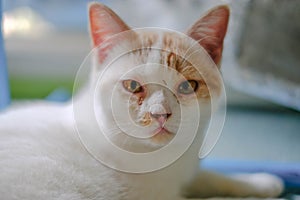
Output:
150 113 172 125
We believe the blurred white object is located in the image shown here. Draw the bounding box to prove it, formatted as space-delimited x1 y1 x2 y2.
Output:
3 7 54 38
222 0 300 111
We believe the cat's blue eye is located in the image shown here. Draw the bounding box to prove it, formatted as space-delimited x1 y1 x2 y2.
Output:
178 80 198 95
122 80 144 93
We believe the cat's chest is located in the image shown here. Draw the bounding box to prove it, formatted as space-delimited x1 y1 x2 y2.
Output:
112 150 199 199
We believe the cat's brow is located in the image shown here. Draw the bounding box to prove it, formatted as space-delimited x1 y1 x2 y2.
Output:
132 32 200 77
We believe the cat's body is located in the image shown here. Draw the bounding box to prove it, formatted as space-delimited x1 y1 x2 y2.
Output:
0 3 283 200
0 101 194 199
0 102 283 200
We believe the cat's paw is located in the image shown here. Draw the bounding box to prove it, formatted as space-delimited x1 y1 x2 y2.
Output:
235 173 284 197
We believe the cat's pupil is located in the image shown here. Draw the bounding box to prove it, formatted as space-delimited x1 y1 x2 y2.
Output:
131 81 137 90
182 82 189 90
178 80 198 95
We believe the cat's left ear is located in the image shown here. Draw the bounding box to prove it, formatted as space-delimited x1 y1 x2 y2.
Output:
187 5 230 66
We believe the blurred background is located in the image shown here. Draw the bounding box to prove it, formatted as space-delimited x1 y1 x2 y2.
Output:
1 0 300 187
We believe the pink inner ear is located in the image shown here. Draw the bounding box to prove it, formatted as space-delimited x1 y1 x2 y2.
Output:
89 3 130 62
187 6 230 66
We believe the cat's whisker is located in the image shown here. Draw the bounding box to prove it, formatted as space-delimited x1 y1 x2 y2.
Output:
120 135 132 149
105 131 121 138
170 120 192 124
183 35 215 59
165 124 179 128
104 128 122 134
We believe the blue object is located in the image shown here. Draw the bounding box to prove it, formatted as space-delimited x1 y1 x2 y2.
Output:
0 1 10 110
201 159 300 194
46 88 71 102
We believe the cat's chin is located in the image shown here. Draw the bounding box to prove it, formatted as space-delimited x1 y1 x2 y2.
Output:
150 129 174 147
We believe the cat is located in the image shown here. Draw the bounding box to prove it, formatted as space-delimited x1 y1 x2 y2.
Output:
0 2 283 200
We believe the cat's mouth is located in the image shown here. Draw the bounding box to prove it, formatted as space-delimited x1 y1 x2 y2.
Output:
154 127 171 135
150 127 174 145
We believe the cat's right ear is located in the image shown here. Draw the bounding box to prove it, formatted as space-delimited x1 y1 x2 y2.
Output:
187 5 229 66
89 2 130 62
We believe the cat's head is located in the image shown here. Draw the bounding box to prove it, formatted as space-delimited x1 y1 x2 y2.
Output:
87 3 229 153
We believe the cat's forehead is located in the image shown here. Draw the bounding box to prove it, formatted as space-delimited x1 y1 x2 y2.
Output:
131 31 209 78
136 31 193 50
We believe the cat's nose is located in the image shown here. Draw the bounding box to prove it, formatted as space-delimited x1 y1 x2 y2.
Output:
150 113 172 124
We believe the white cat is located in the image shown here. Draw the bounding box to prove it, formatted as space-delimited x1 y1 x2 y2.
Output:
0 2 283 200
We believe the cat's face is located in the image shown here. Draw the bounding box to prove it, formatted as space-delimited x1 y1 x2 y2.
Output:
88 3 229 153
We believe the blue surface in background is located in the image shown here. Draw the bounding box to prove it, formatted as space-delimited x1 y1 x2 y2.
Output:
202 159 300 195
0 0 10 110
46 88 71 102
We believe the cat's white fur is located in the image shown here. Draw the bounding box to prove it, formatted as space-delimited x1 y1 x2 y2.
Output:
0 2 284 200
0 101 283 200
